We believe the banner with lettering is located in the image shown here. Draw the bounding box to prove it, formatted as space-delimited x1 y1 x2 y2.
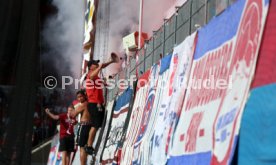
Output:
169 0 269 164
101 88 133 164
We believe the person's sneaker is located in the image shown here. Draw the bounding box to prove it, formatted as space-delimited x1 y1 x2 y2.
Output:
84 145 95 155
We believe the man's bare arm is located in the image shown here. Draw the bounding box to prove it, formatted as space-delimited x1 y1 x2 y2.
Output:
45 108 59 120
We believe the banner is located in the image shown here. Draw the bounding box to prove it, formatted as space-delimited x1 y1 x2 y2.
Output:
119 69 151 165
83 0 95 45
238 1 276 164
238 85 276 165
101 88 133 164
95 100 115 164
149 53 177 165
169 0 269 164
132 64 160 165
47 134 62 165
139 55 172 165
151 32 197 165
81 0 96 80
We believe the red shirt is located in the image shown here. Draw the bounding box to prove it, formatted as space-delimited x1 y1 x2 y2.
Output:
58 113 76 139
86 74 104 104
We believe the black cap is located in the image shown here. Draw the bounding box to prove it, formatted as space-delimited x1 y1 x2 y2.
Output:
87 60 100 68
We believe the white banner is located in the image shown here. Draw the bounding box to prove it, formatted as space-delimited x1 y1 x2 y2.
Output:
101 88 133 164
151 32 197 165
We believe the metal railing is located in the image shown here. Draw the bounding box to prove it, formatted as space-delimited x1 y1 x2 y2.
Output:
106 0 236 101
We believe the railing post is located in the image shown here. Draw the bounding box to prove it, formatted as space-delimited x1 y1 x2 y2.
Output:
143 47 145 74
205 0 208 24
152 31 156 66
175 7 179 45
189 0 192 35
163 20 166 57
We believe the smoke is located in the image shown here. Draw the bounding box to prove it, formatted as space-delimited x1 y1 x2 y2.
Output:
101 0 138 75
143 0 176 34
108 0 177 54
41 0 186 78
105 0 179 75
108 0 188 52
42 0 85 79
108 0 140 54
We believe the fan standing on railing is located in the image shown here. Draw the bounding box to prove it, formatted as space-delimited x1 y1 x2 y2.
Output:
84 53 119 156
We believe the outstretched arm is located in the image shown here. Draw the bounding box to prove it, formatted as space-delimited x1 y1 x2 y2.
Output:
89 53 118 79
89 64 102 80
45 108 59 120
101 53 119 68
101 61 114 69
